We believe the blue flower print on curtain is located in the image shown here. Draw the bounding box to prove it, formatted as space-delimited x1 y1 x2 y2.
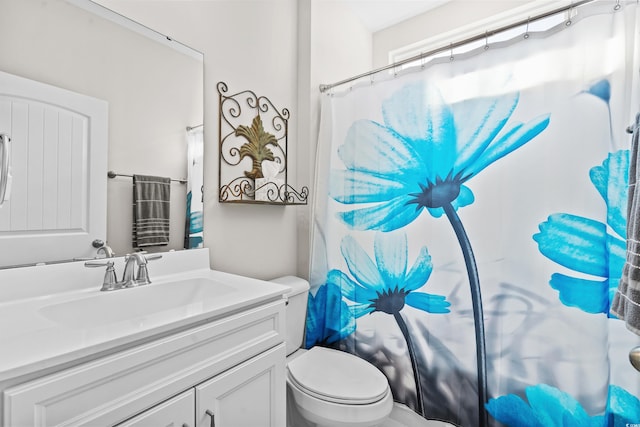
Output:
533 150 628 316
330 81 550 230
533 81 625 316
606 385 640 427
329 80 550 425
326 231 450 415
305 282 356 347
530 81 639 423
486 384 640 427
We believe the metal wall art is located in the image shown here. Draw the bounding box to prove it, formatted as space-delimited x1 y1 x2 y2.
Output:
217 82 308 204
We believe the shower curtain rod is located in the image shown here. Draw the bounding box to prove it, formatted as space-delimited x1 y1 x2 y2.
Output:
319 0 597 93
186 124 203 131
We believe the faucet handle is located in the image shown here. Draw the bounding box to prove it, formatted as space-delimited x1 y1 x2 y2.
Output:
136 265 151 285
85 260 119 291
135 253 162 285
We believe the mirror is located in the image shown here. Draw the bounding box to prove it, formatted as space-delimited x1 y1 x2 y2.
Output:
0 0 204 267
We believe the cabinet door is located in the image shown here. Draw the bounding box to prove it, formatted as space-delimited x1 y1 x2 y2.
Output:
196 344 285 427
116 389 195 427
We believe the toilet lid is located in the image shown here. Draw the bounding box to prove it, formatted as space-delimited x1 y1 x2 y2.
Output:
286 346 389 404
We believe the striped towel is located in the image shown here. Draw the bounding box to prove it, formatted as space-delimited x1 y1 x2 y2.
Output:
611 113 640 336
132 174 171 248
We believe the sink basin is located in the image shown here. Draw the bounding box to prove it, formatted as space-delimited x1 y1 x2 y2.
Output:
38 277 236 328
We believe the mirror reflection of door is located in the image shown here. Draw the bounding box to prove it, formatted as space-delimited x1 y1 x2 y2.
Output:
0 70 108 267
0 0 204 267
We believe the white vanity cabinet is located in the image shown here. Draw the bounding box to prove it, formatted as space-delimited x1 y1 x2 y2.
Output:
195 344 284 427
116 390 195 427
116 344 285 427
2 298 286 427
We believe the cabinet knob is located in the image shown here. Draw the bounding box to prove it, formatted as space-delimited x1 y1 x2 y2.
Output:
205 409 215 427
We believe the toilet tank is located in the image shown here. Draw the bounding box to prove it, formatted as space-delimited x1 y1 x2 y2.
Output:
270 276 310 356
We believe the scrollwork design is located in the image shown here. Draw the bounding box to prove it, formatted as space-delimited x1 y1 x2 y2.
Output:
218 81 308 204
216 81 228 95
254 181 282 203
219 177 255 202
271 113 287 137
219 131 243 166
282 184 309 204
220 180 309 204
220 96 242 121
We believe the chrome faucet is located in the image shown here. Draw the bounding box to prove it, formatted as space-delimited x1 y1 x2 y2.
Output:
121 252 162 287
121 253 146 287
85 252 162 291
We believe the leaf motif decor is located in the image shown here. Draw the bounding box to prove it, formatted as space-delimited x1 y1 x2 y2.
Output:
236 115 278 179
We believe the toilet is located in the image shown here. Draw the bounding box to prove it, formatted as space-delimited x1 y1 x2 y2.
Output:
270 276 394 427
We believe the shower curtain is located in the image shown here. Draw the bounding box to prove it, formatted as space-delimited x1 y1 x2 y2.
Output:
185 126 204 249
309 3 640 426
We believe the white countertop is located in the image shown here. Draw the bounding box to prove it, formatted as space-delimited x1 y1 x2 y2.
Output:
0 248 289 383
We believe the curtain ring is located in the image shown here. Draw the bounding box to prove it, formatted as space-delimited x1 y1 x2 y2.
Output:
566 2 573 26
524 16 530 39
614 0 621 10
449 43 454 61
484 31 490 50
420 52 426 69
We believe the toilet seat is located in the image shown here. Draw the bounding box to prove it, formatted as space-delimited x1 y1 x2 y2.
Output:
286 346 389 405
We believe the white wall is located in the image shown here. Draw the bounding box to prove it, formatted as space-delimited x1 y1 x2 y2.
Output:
373 0 538 68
